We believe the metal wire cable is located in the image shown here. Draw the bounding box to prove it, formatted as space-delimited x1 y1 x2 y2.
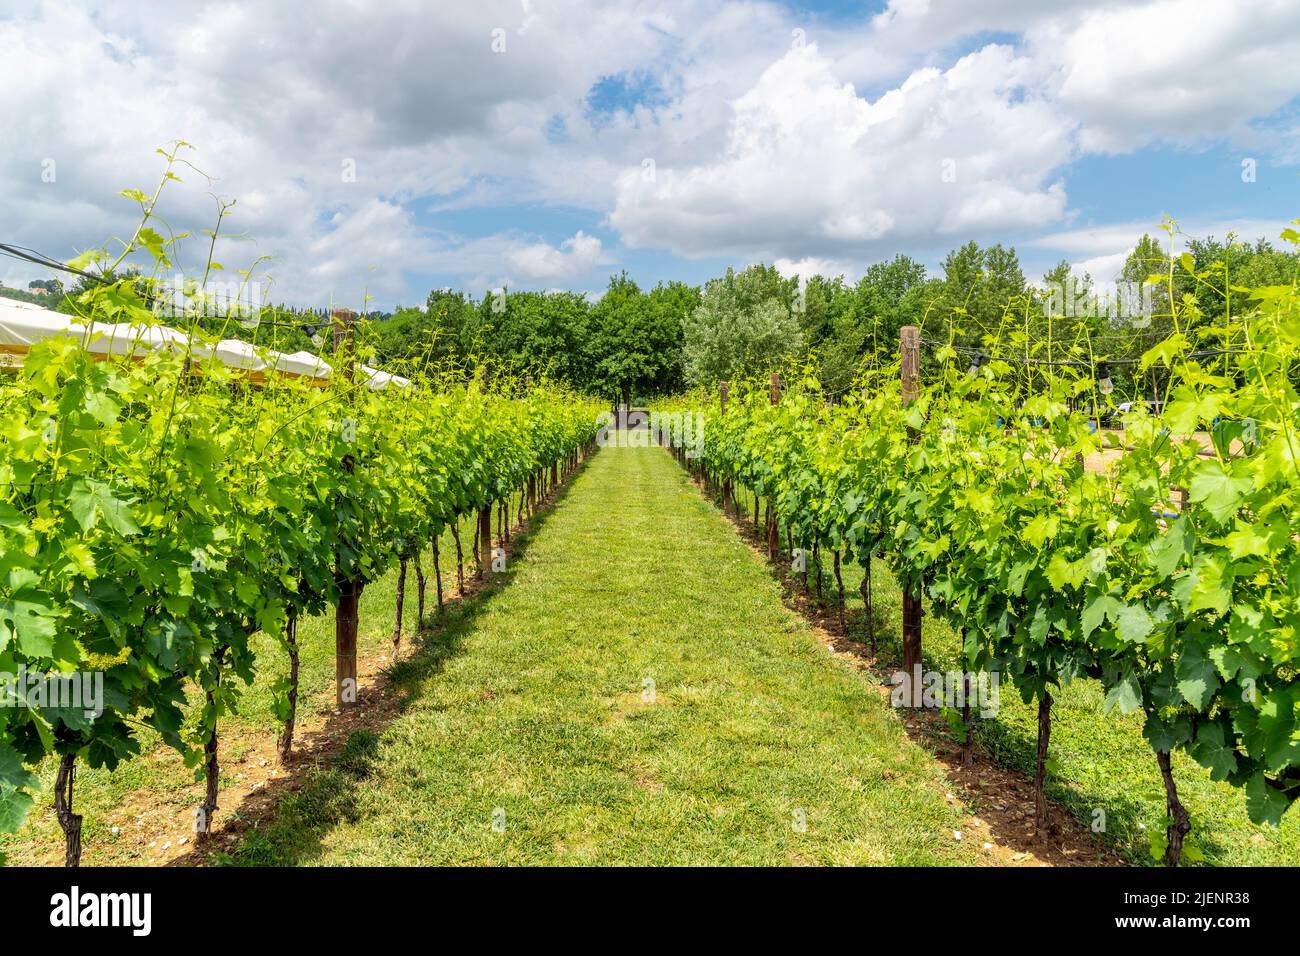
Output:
0 241 349 329
919 336 1242 368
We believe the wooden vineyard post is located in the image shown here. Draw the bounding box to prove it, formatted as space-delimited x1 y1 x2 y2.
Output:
336 578 361 708
478 504 493 580
332 307 361 709
900 326 923 707
719 381 731 514
332 307 357 384
767 372 781 561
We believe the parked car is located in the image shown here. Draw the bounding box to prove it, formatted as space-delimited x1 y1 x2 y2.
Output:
1108 399 1163 427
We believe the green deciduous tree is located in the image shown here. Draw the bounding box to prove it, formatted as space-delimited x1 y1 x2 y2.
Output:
682 265 802 387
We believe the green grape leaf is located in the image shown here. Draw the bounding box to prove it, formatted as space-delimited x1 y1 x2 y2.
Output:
0 786 34 834
1190 721 1238 781
1177 642 1221 710
1116 604 1153 644
1245 772 1289 827
1144 517 1190 578
0 590 59 657
1186 460 1252 523
1144 713 1192 752
68 479 141 536
1104 671 1142 715
1082 593 1121 639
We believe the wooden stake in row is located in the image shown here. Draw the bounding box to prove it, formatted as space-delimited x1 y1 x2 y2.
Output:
719 381 731 513
900 325 923 707
767 372 781 561
333 308 360 709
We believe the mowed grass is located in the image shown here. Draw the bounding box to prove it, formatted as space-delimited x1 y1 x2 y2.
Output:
726 483 1300 867
229 445 976 866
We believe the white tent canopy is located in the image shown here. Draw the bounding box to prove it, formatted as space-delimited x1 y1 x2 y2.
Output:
359 365 406 391
0 298 408 389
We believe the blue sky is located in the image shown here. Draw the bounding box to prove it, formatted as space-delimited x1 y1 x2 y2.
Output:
3 0 1299 307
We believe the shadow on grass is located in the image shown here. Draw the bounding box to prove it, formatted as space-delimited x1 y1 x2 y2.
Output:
971 716 1157 864
170 453 597 867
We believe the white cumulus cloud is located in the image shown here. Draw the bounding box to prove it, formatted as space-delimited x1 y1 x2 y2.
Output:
506 231 610 281
610 43 1074 262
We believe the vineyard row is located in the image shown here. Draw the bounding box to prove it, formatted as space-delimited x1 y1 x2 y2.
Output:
657 295 1300 866
0 327 602 865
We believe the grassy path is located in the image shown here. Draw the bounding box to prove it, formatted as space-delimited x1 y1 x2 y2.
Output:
235 445 982 865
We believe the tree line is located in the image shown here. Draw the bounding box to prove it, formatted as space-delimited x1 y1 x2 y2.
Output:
341 230 1299 403
9 229 1296 404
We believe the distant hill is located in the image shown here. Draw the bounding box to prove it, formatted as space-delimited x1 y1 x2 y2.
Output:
0 285 62 307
